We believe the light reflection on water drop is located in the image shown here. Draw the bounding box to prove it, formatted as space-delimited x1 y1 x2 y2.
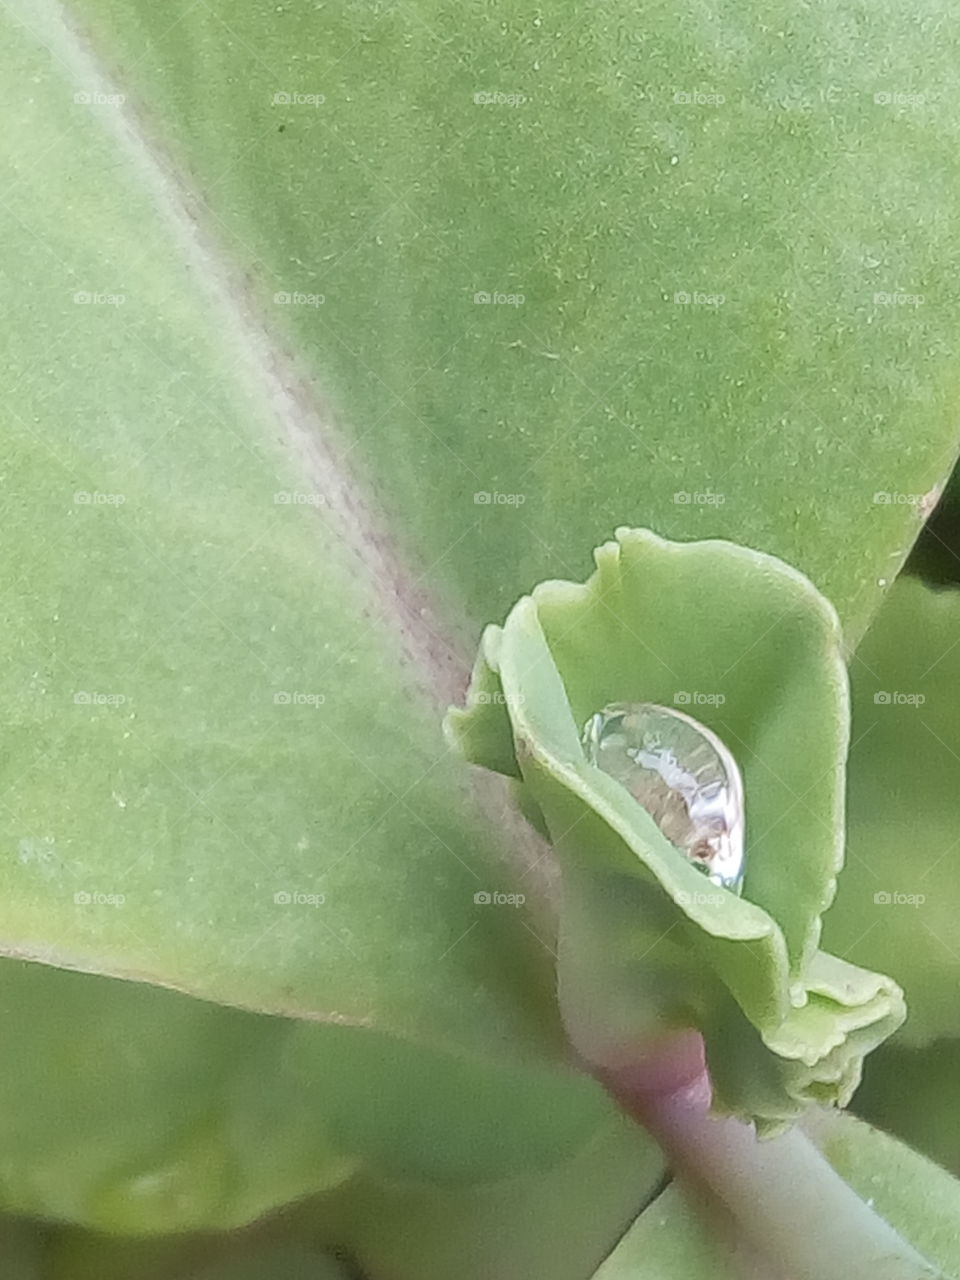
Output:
581 702 745 892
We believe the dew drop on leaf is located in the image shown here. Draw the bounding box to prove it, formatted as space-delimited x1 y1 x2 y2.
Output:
581 702 745 891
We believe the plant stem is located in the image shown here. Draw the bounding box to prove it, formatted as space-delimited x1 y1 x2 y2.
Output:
600 1044 941 1280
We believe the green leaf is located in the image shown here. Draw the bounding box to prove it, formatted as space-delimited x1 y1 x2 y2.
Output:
183 1249 349 1280
46 1236 350 1280
28 1106 665 1280
316 1115 665 1280
596 1110 960 1279
449 529 903 1129
591 1183 757 1279
0 0 958 1039
855 1040 960 1181
0 0 566 1067
906 464 960 586
822 576 960 1046
805 1110 960 1278
0 959 623 1231
0 1217 46 1280
3 0 960 1231
51 0 960 647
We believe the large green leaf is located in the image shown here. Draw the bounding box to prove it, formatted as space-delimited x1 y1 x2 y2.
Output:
3 0 960 1239
46 1234 351 1280
1 0 572 1065
592 1183 764 1279
2 0 959 1036
60 0 960 645
804 1109 960 1278
308 1114 664 1280
335 1121 665 1280
0 1217 45 1280
0 959 626 1231
855 1040 960 1180
823 577 960 1046
14 1088 664 1280
183 1249 349 1280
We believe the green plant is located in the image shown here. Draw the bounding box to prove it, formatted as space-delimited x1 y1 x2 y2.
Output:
4 0 960 1275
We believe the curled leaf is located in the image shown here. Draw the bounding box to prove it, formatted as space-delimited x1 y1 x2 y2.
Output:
447 529 904 1131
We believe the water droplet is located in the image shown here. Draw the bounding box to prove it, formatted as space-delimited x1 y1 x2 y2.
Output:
581 702 745 891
